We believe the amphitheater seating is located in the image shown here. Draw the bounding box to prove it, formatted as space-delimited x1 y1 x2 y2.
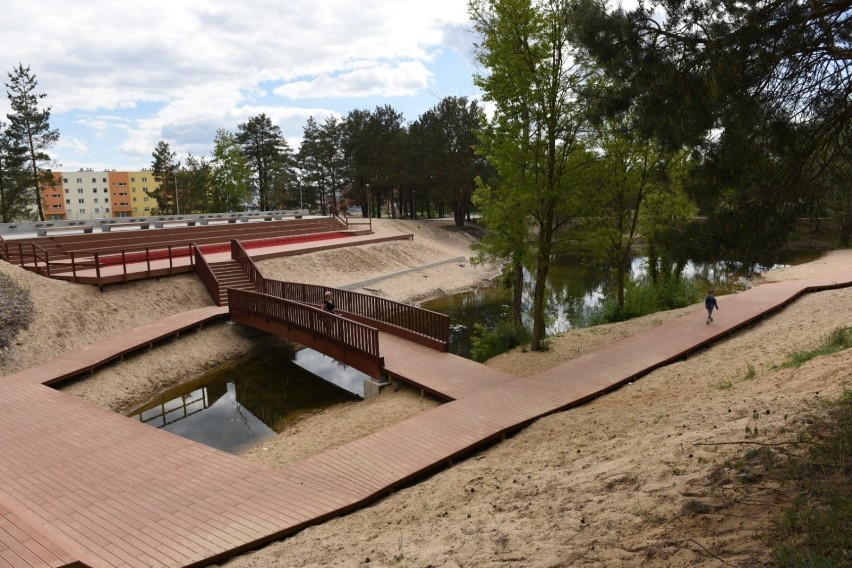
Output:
0 217 350 276
2 218 345 262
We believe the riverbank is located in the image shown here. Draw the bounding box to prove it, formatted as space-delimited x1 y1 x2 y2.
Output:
1 222 850 566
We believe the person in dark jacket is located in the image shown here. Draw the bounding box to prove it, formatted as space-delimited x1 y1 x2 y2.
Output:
322 291 336 313
705 289 719 324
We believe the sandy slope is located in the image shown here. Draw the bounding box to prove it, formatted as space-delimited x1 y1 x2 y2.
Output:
2 219 850 567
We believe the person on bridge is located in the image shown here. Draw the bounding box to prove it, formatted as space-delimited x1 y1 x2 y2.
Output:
322 291 336 314
705 289 719 324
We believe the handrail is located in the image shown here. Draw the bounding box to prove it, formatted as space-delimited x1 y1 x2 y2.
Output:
37 242 196 287
228 238 450 351
193 242 221 305
228 288 383 377
231 239 264 290
231 240 450 351
261 279 450 351
29 243 53 277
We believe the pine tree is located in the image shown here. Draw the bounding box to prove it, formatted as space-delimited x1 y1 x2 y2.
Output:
5 64 59 221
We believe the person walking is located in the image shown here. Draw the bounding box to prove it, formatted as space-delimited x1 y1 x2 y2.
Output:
322 291 336 314
705 289 719 324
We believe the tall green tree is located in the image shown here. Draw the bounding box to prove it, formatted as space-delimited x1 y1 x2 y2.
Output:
182 153 211 214
0 119 32 222
298 116 345 214
470 0 591 350
580 122 695 309
5 64 59 221
236 114 294 210
148 140 180 215
210 129 252 213
340 106 408 218
411 96 485 227
570 0 852 258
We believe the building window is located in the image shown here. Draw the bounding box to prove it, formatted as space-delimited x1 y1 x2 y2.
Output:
94 198 98 203
78 199 85 204
65 199 70 204
102 178 107 182
142 177 148 182
103 188 108 193
133 197 137 202
76 178 82 183
64 188 69 194
144 207 151 212
91 177 96 182
131 177 135 182
63 178 68 183
144 196 149 202
94 208 100 213
77 188 84 194
78 208 86 214
93 188 98 193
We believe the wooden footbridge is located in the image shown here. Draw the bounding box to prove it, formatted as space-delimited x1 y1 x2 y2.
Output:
2 241 852 567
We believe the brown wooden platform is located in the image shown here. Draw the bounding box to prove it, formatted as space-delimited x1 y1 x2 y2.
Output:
2 272 852 567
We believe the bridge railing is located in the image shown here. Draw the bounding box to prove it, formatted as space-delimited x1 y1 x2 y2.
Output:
261 280 450 351
194 242 221 305
228 288 383 377
230 238 449 351
231 239 265 290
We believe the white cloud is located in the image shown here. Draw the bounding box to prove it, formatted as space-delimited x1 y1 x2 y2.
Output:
274 61 432 99
1 0 478 168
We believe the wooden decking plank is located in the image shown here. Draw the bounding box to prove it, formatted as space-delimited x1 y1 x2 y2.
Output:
321 443 411 485
250 473 347 516
1 264 849 567
294 457 388 501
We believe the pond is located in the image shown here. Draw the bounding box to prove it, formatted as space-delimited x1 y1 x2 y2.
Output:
421 251 823 358
126 345 365 454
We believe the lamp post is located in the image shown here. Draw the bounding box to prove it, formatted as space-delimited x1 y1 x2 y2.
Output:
174 171 180 215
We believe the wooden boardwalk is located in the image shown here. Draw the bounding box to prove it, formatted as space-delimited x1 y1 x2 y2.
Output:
2 272 851 567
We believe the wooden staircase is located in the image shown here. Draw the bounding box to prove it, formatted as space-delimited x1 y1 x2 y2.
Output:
207 259 256 305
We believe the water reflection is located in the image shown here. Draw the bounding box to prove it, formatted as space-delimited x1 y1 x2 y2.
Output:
424 252 822 358
127 346 364 454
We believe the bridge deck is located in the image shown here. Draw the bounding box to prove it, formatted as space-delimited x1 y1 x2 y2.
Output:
1 272 851 567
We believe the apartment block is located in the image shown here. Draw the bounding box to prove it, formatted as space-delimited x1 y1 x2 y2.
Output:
40 169 162 220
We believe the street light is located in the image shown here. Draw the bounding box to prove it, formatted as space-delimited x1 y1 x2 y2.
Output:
174 171 180 215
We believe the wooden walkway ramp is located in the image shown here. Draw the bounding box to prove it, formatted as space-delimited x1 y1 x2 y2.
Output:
2 273 852 567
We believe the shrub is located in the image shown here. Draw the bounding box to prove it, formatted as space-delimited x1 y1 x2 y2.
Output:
470 318 532 362
0 272 34 351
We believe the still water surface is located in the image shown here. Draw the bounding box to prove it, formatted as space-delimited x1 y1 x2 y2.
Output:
422 252 823 357
129 250 821 452
127 346 365 454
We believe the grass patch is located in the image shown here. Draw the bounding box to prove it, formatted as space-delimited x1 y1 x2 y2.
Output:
776 326 852 369
710 380 733 391
770 389 852 566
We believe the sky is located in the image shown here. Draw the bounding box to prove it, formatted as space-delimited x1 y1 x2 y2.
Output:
1 0 483 172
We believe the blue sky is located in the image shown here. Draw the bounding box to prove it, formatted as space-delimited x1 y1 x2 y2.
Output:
1 0 483 171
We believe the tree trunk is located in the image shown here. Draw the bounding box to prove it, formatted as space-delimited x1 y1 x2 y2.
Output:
512 255 524 326
531 215 554 350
